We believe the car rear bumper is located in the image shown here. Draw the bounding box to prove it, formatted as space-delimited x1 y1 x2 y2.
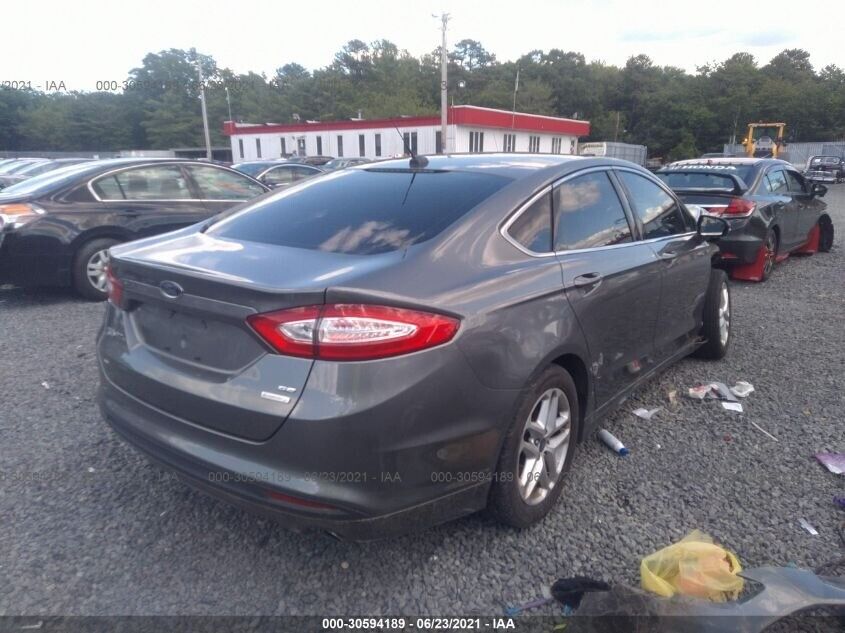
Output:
97 320 519 539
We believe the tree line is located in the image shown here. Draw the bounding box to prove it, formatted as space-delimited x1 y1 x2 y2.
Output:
1 42 843 160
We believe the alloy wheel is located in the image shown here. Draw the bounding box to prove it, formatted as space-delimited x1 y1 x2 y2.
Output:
763 233 776 277
517 388 571 506
86 249 110 292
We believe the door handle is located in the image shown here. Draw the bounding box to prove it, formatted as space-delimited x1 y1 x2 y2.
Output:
658 251 678 261
573 272 603 288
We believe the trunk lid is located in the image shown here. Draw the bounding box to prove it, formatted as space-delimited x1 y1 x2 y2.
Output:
100 231 403 441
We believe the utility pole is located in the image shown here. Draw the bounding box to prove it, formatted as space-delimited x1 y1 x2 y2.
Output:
437 13 450 153
512 67 519 128
197 60 212 160
225 86 233 123
613 111 620 142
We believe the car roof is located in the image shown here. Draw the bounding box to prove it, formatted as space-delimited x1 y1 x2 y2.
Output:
665 157 787 168
361 152 592 179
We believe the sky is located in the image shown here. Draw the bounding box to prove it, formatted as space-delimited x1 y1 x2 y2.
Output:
1 0 842 92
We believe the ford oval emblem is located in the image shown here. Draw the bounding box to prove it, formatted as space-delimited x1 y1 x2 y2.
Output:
159 280 183 299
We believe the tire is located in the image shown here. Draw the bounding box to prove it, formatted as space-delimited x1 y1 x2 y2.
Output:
761 229 777 281
488 365 579 528
818 216 834 253
72 237 120 301
693 269 731 360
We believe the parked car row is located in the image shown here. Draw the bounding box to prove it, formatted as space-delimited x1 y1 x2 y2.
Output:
657 157 833 282
4 151 834 539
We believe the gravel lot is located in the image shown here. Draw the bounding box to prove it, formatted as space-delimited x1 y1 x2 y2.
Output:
1 186 843 617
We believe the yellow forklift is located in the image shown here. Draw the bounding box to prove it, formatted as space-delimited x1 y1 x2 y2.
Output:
742 122 786 158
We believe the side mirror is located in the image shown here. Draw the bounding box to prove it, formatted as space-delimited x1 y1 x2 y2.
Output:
697 214 728 239
811 183 827 198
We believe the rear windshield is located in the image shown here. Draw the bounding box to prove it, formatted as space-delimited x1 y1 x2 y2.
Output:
658 165 755 190
209 168 511 255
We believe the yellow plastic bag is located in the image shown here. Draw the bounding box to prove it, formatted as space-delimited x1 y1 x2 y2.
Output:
640 530 744 602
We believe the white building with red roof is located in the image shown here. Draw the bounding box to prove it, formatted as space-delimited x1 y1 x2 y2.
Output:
223 105 590 161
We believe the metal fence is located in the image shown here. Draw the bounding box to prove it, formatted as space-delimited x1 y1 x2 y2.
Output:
723 142 845 169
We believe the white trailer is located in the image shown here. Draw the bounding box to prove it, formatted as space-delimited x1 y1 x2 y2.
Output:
579 142 647 166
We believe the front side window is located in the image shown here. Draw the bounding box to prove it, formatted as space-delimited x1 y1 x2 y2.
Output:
209 169 511 255
292 166 320 181
553 171 632 251
186 165 266 200
765 170 788 194
507 191 552 253
93 165 193 201
784 170 807 194
618 171 694 238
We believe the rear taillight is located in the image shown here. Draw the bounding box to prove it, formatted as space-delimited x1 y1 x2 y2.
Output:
105 265 124 306
247 304 460 361
707 198 755 217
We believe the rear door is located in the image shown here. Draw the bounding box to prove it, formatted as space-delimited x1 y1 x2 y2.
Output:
615 169 712 360
762 168 799 247
183 163 268 215
91 164 210 236
552 168 662 408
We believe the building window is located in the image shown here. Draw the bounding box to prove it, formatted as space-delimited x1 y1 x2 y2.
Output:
375 133 382 157
256 138 262 158
570 139 576 154
316 136 323 155
529 136 540 153
337 135 344 157
503 134 516 152
402 132 418 155
238 138 244 159
469 131 485 153
359 134 366 157
280 137 287 156
435 131 443 154
551 137 562 154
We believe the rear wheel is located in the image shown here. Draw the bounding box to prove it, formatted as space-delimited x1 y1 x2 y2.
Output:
818 216 834 253
488 366 578 528
761 229 778 281
694 269 731 360
72 238 120 301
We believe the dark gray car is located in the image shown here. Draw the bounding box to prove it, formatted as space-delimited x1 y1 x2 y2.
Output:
97 154 731 539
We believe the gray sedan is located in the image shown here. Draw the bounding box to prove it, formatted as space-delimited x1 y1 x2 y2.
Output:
97 154 731 539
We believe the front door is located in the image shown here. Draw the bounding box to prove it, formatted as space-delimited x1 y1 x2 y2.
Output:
763 169 800 249
553 169 662 409
615 169 713 360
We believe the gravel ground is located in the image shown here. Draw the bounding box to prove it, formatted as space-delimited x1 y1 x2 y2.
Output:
1 187 843 617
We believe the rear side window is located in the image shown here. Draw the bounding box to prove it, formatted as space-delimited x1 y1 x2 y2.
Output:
618 171 695 238
508 192 552 253
185 165 266 200
93 165 192 201
553 171 632 251
209 169 511 255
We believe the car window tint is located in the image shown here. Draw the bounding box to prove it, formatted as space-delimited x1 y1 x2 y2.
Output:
95 165 193 201
263 166 295 185
292 166 319 180
553 172 632 250
508 192 552 253
209 169 511 255
784 170 807 194
92 175 125 200
765 170 788 194
186 165 265 200
618 171 694 238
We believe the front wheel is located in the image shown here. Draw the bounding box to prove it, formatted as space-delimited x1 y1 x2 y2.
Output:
694 269 731 360
72 238 120 301
488 365 578 528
